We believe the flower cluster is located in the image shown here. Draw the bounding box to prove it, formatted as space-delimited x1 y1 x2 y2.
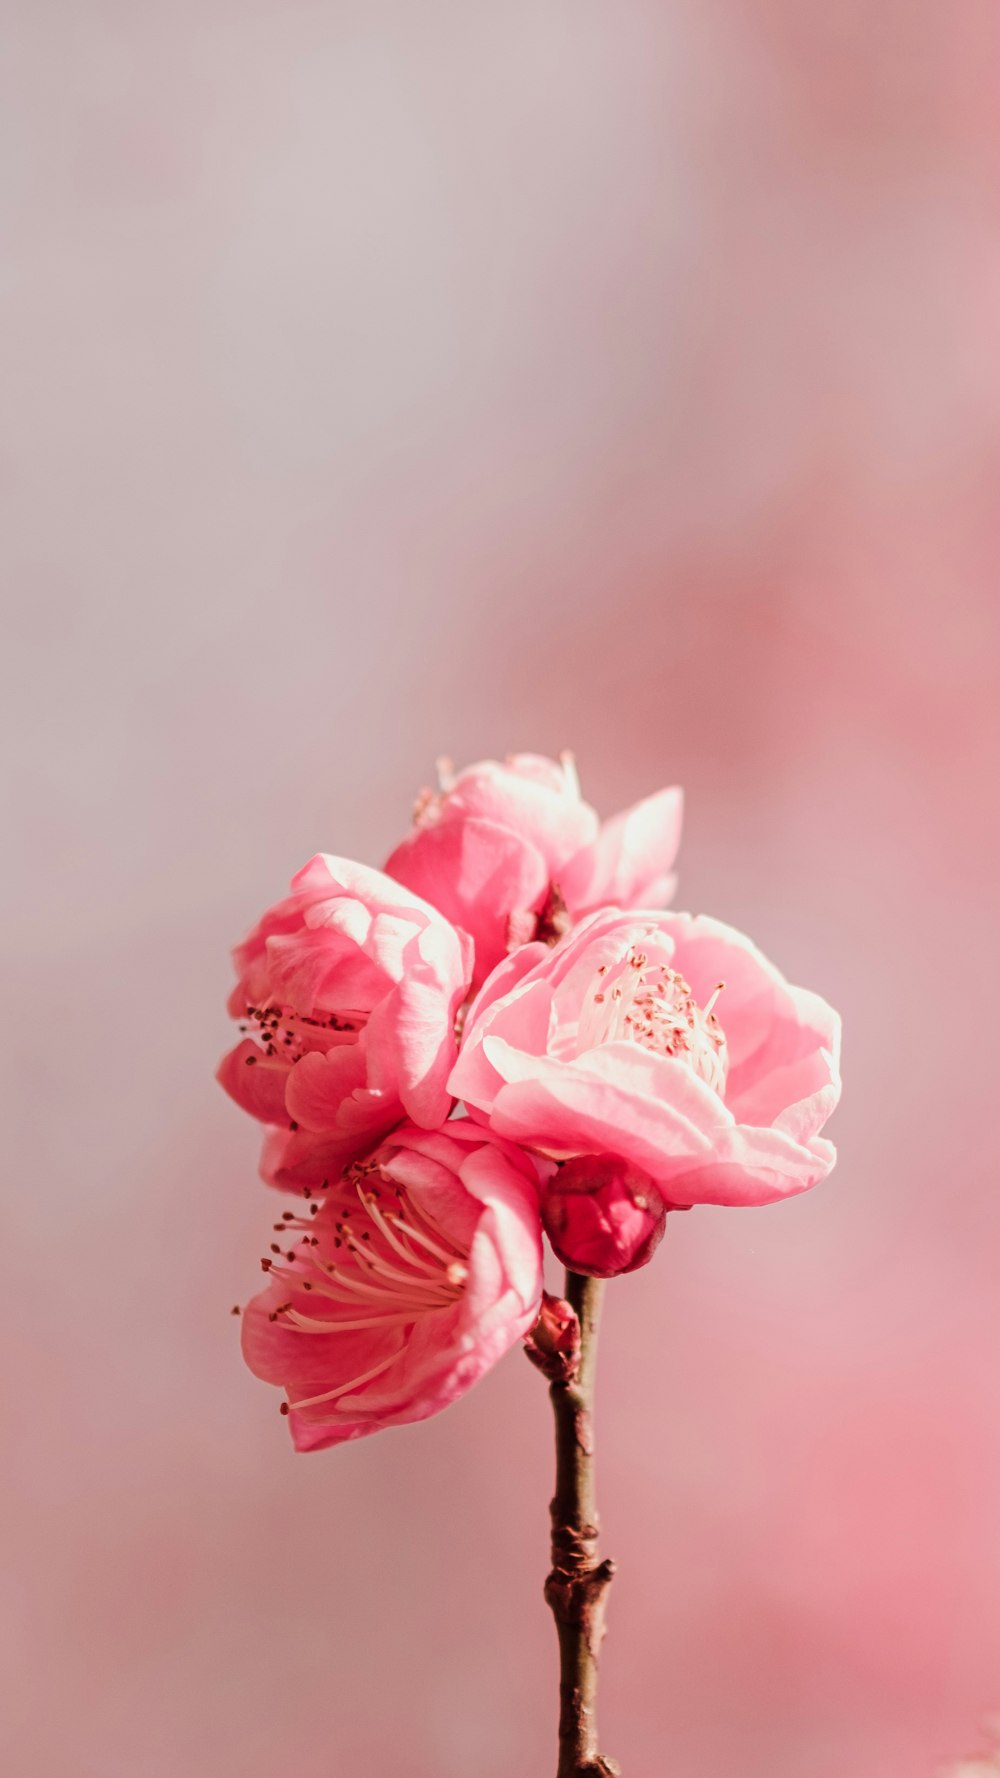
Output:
220 753 841 1450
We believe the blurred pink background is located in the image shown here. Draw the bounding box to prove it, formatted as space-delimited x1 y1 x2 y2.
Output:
4 4 1000 1774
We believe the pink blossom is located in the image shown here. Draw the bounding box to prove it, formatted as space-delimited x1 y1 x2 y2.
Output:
217 855 473 1191
241 1122 545 1450
384 753 683 986
450 907 841 1209
542 1154 668 1277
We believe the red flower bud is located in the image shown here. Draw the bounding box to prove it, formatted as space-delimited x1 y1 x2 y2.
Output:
542 1154 667 1278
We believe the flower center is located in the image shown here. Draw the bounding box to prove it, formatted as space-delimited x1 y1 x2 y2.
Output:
239 1003 364 1064
258 1167 470 1420
578 945 728 1094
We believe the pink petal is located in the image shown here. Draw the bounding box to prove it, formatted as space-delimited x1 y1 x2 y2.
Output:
216 1040 290 1124
658 912 842 1141
560 787 683 914
385 816 549 986
445 757 599 872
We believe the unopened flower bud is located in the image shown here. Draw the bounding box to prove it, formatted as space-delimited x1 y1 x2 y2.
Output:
542 1155 667 1278
523 1292 581 1382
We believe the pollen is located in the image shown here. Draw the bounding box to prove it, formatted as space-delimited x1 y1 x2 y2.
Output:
260 1169 473 1415
577 946 728 1094
241 1002 363 1064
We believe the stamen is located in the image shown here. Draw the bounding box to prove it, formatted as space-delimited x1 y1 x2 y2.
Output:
341 1231 458 1298
355 1184 446 1279
273 1261 448 1313
387 1211 465 1269
266 1162 472 1421
576 943 729 1093
280 1308 426 1333
241 1003 365 1064
287 1348 400 1411
396 1192 467 1260
559 750 581 798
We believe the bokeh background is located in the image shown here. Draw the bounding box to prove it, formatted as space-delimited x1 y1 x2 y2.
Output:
3 4 1000 1774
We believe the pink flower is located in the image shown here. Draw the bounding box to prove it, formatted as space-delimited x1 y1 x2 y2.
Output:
241 1122 545 1450
384 753 683 987
450 908 841 1209
217 855 473 1192
541 1154 668 1277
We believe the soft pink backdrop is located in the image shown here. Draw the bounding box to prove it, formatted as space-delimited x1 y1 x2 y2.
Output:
3 4 999 1774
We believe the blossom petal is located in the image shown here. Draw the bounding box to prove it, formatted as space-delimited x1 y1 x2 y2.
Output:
386 815 549 987
560 787 683 915
216 1040 290 1124
220 855 472 1183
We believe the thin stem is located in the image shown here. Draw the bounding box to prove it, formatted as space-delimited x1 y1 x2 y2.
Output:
545 1271 619 1778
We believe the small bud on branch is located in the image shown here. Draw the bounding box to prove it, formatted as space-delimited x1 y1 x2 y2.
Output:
524 1292 581 1384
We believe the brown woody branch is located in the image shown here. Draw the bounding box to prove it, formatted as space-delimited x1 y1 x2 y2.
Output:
544 1270 619 1777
